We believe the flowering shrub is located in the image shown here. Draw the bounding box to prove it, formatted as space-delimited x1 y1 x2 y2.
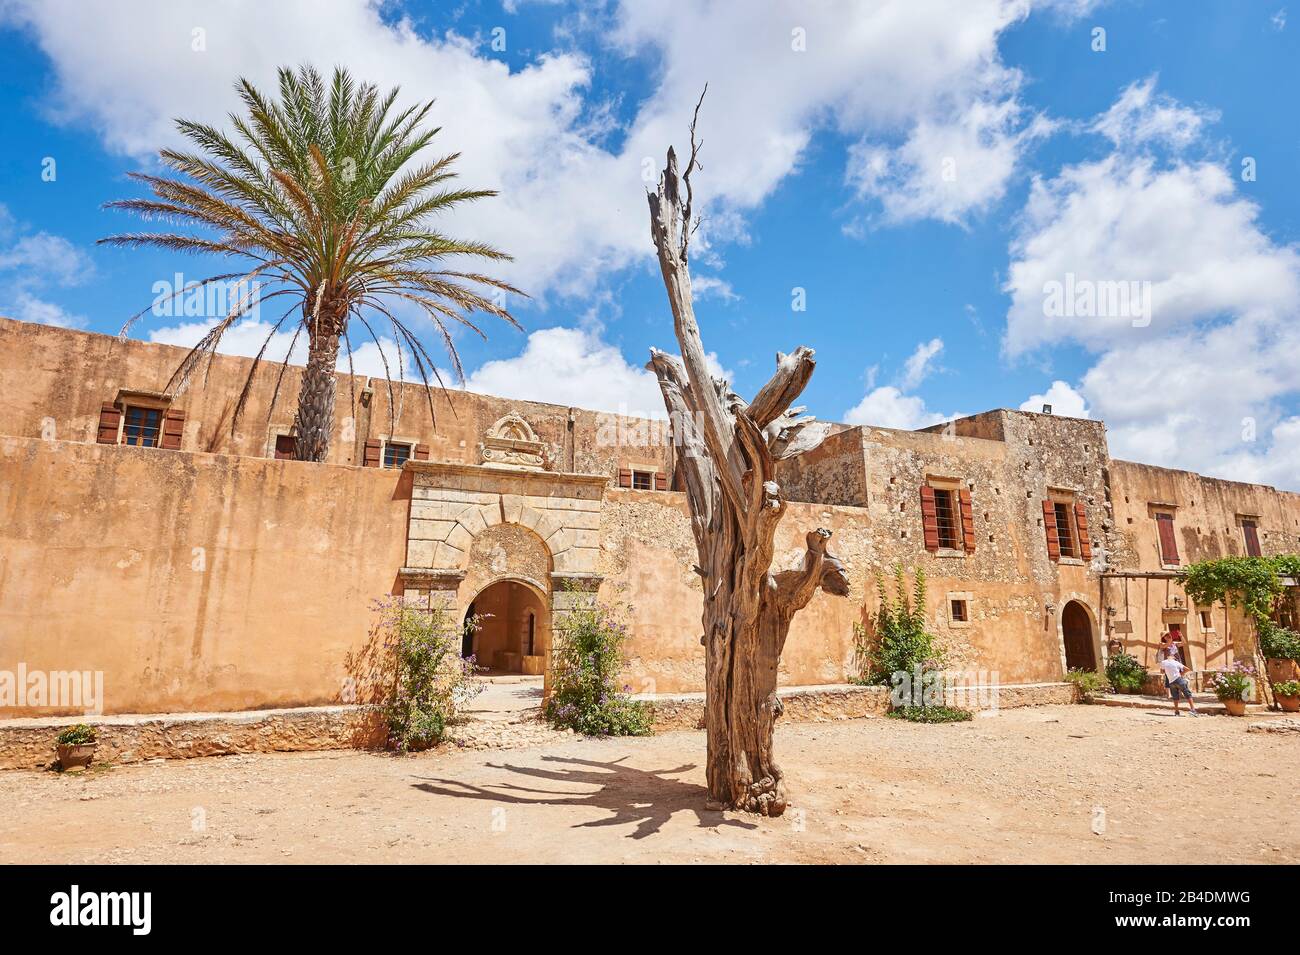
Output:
376 596 483 752
1259 621 1300 662
545 592 652 737
1210 662 1256 703
1105 651 1146 692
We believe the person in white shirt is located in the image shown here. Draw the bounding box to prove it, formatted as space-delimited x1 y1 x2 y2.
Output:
1158 649 1198 716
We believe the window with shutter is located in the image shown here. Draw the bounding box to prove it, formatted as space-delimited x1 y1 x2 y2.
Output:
1242 519 1261 557
274 434 297 460
1155 512 1179 565
631 470 653 490
1053 502 1077 558
363 438 382 467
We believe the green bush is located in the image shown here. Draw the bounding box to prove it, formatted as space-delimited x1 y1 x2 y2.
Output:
1105 651 1146 692
378 596 482 752
886 705 973 724
1273 680 1300 698
860 565 941 686
545 592 652 737
1064 668 1108 701
55 724 96 746
1259 621 1300 662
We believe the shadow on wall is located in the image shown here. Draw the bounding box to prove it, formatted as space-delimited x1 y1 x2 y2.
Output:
411 755 758 840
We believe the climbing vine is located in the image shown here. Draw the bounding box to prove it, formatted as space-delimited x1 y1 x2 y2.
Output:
1180 555 1300 623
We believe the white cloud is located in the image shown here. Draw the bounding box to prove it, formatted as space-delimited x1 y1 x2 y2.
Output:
4 290 85 328
1004 80 1300 490
148 317 407 379
0 203 93 327
1090 76 1218 151
900 337 944 390
457 324 730 419
844 337 954 429
843 385 949 430
1 0 1069 304
1020 380 1089 418
1271 8 1287 31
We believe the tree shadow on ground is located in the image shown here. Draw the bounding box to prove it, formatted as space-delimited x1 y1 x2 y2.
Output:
412 755 758 840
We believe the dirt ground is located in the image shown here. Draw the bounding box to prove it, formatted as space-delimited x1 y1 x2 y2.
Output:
2 705 1296 864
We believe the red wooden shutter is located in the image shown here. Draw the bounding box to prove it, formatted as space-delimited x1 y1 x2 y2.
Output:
160 408 185 450
617 468 632 488
654 471 668 491
958 489 976 554
1074 503 1092 559
1042 500 1060 561
96 403 121 444
413 443 430 461
1156 513 1179 564
919 486 940 552
1243 521 1261 557
363 438 382 467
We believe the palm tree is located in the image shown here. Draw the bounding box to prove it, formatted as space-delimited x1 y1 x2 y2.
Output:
101 65 522 462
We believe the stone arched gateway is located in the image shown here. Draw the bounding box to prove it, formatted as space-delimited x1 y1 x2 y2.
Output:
396 459 608 686
1057 596 1100 674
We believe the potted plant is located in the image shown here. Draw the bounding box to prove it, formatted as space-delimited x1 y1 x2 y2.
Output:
1105 651 1146 694
54 724 98 770
1210 663 1256 716
1260 622 1300 684
1274 680 1300 713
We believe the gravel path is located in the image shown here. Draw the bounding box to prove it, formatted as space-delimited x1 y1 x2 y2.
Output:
1 705 1295 864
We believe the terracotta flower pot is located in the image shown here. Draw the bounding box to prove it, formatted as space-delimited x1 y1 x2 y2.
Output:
1278 695 1300 713
1221 698 1247 717
56 743 96 770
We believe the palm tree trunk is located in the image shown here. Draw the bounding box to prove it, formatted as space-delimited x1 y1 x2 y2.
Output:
294 304 344 462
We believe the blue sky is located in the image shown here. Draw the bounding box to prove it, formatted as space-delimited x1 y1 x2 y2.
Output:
1 0 1298 487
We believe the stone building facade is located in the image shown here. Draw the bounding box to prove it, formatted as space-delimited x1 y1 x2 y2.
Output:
2 316 1298 717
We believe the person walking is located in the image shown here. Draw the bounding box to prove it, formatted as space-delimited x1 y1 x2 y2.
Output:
1158 648 1198 716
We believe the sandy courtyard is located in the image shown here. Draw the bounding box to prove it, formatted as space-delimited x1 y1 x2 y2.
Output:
2 705 1296 864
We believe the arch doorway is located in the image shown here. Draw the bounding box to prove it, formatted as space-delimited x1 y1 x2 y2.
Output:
463 579 550 675
1061 600 1096 671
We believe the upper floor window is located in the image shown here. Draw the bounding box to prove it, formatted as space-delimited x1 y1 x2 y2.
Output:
618 467 668 491
122 405 162 447
1042 495 1092 563
920 481 975 555
97 395 185 450
383 441 412 469
1154 510 1179 566
1241 518 1262 557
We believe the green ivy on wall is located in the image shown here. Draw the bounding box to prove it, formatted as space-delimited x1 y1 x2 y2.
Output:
1180 555 1300 623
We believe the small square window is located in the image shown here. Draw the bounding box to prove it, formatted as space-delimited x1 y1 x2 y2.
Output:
632 470 653 490
1053 501 1077 558
383 442 412 469
122 405 162 447
950 598 969 623
274 434 297 460
1199 610 1214 630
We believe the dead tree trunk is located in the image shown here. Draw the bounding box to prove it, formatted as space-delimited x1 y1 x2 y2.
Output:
645 98 849 816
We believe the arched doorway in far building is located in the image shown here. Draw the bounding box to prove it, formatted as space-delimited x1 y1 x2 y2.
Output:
1061 600 1097 671
463 578 550 675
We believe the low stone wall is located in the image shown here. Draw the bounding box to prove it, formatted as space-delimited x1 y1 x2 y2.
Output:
644 681 1077 731
0 705 387 771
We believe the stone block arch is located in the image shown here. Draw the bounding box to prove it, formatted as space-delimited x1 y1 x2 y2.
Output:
1055 593 1101 675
